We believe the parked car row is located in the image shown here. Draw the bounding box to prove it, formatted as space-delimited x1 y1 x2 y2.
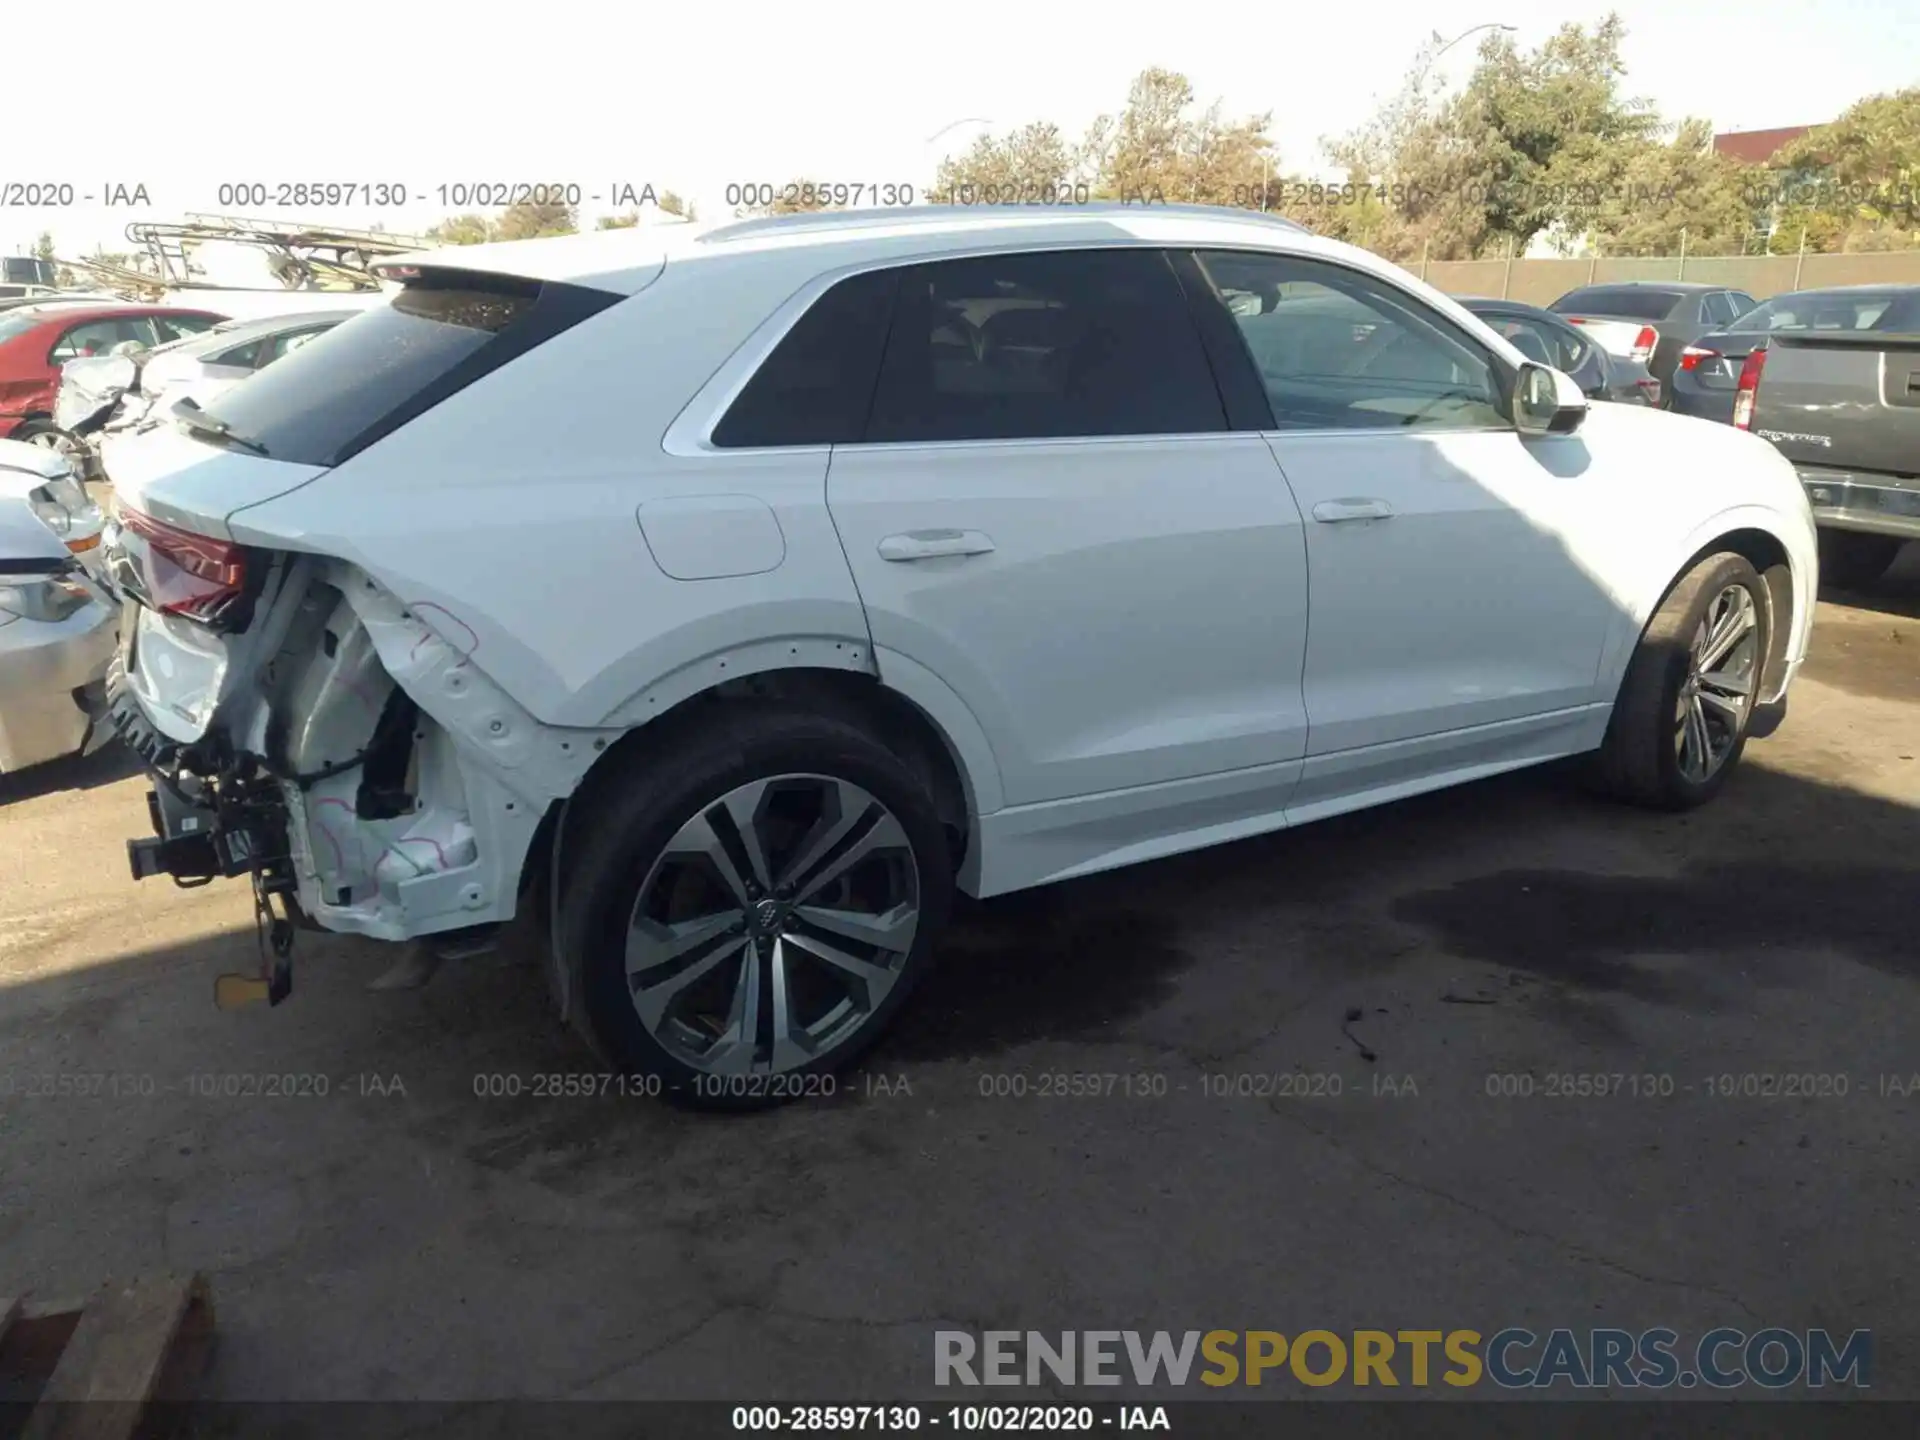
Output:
89 204 1818 1105
1536 278 1920 587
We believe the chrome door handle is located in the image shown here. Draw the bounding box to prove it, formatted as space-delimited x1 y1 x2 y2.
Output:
877 529 997 561
1311 499 1394 523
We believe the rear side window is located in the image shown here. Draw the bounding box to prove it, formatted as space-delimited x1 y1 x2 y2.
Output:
1702 292 1739 325
193 272 621 467
711 268 899 447
1551 288 1686 322
864 248 1225 443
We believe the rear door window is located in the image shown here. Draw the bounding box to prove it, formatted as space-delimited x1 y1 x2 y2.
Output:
191 272 621 466
1551 288 1685 322
864 248 1225 443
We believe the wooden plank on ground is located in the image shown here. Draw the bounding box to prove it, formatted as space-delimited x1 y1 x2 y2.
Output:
19 1274 210 1440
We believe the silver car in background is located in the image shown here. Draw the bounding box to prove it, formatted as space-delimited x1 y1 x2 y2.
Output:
56 310 360 475
0 480 118 776
0 437 107 578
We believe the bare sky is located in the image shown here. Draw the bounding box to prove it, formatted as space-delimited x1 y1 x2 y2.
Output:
4 0 1912 281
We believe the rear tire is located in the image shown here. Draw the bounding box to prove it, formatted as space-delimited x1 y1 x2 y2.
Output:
1592 552 1770 811
556 704 952 1111
1817 530 1901 591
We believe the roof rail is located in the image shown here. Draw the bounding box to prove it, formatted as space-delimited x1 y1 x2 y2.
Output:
698 202 1312 245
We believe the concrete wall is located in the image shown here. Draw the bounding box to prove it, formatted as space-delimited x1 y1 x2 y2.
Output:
1418 250 1920 305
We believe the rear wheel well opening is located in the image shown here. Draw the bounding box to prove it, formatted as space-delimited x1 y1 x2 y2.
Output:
1692 528 1791 697
516 667 976 909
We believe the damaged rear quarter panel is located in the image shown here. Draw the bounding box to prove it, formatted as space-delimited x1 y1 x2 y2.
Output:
220 254 877 732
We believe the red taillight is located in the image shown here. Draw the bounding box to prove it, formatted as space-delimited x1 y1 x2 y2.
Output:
119 505 248 619
1732 347 1768 430
1678 345 1718 371
1630 326 1658 364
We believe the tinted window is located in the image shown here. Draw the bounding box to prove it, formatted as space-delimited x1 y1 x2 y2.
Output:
1728 292 1758 316
263 326 333 363
207 337 268 368
1702 292 1738 325
712 268 899 447
194 272 620 467
864 249 1225 443
49 317 154 362
1195 251 1504 431
153 314 217 341
1729 291 1916 333
1550 287 1687 322
1481 312 1586 372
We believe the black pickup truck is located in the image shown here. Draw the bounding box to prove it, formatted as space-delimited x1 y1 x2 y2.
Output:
1729 285 1920 588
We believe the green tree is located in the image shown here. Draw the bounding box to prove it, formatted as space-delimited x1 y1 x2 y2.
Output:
1766 87 1920 251
494 190 577 240
33 231 55 263
427 213 496 245
933 121 1087 202
1082 68 1273 206
1329 14 1672 259
1576 118 1756 256
596 213 640 230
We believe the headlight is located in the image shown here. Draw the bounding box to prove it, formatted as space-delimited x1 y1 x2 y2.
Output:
27 486 74 537
0 574 91 625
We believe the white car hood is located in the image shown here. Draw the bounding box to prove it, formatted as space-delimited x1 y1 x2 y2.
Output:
0 435 80 482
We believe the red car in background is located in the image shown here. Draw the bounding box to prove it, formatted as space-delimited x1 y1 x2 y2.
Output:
0 302 227 449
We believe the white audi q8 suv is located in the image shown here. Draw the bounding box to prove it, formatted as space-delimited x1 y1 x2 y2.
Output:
98 204 1817 1107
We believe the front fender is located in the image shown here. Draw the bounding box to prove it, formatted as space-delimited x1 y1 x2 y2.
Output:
1595 501 1817 706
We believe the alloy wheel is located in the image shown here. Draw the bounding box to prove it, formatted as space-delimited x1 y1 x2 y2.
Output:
1675 583 1759 784
625 774 922 1075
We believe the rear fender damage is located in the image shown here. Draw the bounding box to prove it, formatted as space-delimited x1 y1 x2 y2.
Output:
277 563 619 941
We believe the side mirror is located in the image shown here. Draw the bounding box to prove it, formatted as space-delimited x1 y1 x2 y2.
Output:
1513 361 1588 436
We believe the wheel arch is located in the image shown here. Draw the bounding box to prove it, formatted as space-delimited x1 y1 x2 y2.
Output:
517 661 1001 926
1602 508 1810 708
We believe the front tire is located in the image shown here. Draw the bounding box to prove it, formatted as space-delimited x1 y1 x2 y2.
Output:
556 705 952 1111
1817 530 1901 591
1593 551 1770 811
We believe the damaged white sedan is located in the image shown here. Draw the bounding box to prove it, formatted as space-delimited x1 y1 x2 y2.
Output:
102 206 1817 1107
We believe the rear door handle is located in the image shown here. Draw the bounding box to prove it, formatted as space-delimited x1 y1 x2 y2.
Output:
877 529 997 561
1311 499 1394 523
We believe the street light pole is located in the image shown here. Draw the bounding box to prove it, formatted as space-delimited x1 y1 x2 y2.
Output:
1416 21 1517 81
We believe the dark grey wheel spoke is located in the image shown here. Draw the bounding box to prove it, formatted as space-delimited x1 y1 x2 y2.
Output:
1674 583 1759 785
718 781 777 893
781 927 903 1006
791 811 911 906
626 772 922 1076
628 933 749 1029
792 900 918 951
